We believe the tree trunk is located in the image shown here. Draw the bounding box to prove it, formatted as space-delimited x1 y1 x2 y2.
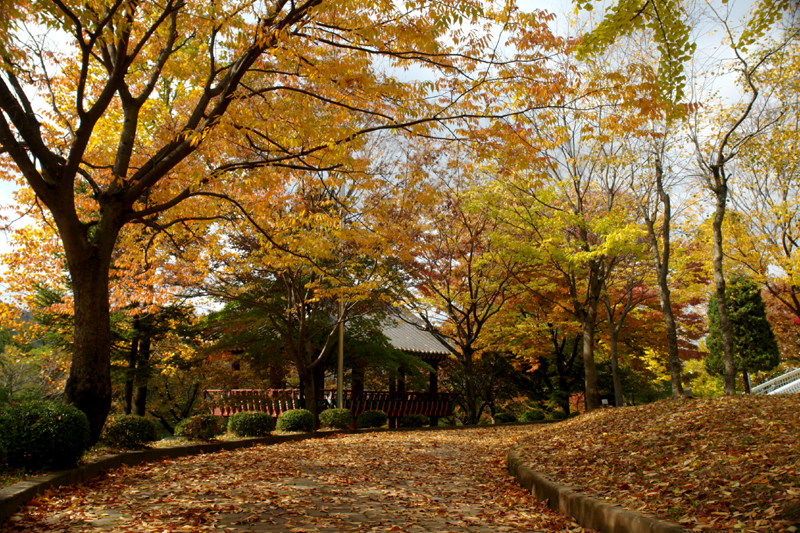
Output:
552 329 579 416
352 363 365 395
300 370 318 431
63 253 114 444
462 356 479 424
132 336 151 416
583 270 602 411
658 283 684 398
124 338 139 415
711 182 737 395
645 156 684 399
608 326 624 407
743 370 751 394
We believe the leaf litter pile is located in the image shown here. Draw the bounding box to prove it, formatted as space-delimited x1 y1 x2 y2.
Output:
515 395 800 532
2 426 582 533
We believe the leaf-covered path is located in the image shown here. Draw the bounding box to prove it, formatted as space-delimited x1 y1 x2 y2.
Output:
2 426 579 533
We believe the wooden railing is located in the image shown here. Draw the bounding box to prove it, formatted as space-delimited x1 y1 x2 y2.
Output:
327 390 454 417
203 388 454 419
203 389 303 418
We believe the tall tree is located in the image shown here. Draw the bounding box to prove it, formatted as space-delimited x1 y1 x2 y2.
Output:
573 0 799 397
0 0 562 440
404 158 524 425
491 58 652 411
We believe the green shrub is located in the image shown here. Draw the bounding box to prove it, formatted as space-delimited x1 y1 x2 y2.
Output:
398 414 430 428
174 414 227 441
276 409 314 432
547 409 568 420
319 408 353 430
0 401 90 471
520 409 546 422
356 409 387 429
101 415 159 449
493 412 518 424
228 411 275 437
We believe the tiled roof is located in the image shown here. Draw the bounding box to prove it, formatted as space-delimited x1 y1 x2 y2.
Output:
382 314 451 356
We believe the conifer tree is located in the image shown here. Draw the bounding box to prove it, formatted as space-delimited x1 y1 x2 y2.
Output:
705 276 780 393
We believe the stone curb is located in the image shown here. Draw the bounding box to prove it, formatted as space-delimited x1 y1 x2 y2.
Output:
0 420 553 523
507 446 685 533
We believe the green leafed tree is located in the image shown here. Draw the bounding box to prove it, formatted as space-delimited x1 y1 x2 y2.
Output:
705 275 780 393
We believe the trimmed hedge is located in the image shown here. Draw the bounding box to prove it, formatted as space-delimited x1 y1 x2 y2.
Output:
493 412 518 424
175 414 227 441
101 415 159 448
547 409 568 420
0 401 90 471
319 408 353 430
228 411 275 437
276 409 314 432
398 414 430 428
520 409 546 422
356 409 387 429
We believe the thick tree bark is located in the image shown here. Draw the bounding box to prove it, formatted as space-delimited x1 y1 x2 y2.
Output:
659 285 684 398
608 328 623 407
582 303 601 411
124 338 139 415
63 251 115 444
132 337 151 416
461 356 479 424
582 267 603 411
710 180 737 395
553 332 580 415
299 370 318 431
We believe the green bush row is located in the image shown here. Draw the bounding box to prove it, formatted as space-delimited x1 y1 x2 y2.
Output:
101 415 160 448
398 413 430 428
492 412 517 424
0 401 90 471
519 408 570 422
319 408 353 429
175 414 228 440
228 411 275 437
356 409 387 428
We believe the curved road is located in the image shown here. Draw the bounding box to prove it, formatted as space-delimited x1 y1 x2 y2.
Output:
2 426 577 532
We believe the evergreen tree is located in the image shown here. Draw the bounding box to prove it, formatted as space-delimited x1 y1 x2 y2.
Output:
705 276 780 392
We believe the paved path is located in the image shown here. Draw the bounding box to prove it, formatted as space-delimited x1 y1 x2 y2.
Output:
1 426 578 532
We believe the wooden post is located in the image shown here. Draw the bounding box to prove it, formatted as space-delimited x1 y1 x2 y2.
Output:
429 360 439 427
388 374 397 428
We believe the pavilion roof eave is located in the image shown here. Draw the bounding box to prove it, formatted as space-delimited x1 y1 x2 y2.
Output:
381 312 452 358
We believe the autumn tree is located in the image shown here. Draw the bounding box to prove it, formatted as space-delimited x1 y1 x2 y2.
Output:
601 256 658 406
486 288 586 414
727 39 800 326
0 0 565 440
573 0 799 398
400 155 525 425
491 56 657 411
